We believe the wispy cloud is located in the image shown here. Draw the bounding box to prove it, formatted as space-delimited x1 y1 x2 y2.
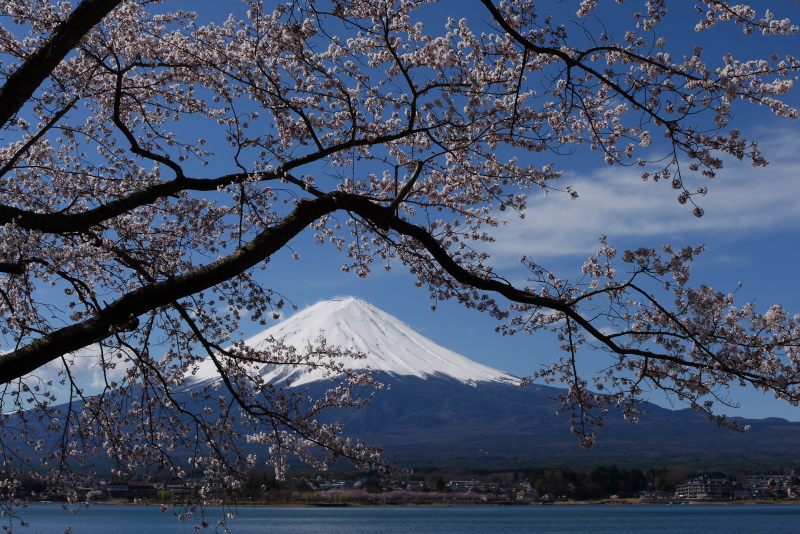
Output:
22 345 135 404
482 130 800 264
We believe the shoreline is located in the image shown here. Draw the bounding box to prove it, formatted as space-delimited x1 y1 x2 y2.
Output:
28 497 800 508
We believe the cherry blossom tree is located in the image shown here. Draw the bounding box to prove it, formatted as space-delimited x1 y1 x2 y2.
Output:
0 0 799 521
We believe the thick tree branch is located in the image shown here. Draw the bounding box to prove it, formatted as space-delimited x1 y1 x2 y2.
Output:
0 0 123 130
0 192 344 381
0 189 569 384
0 127 426 234
338 195 780 387
0 187 779 396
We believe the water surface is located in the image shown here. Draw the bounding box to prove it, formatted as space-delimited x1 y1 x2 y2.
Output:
12 503 800 533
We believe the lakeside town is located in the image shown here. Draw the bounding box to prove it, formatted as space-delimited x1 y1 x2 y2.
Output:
19 469 800 506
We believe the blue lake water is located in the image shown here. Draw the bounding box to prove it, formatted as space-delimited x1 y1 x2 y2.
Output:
10 503 800 533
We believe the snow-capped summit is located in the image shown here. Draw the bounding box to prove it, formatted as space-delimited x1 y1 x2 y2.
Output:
188 297 519 387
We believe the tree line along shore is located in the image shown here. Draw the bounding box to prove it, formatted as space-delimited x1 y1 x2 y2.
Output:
17 465 800 506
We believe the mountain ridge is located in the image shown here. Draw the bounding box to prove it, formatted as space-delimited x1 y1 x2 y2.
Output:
182 297 800 469
18 297 800 472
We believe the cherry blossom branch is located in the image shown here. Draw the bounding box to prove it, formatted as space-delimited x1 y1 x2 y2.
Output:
337 195 800 405
0 97 77 179
0 0 123 129
0 192 346 381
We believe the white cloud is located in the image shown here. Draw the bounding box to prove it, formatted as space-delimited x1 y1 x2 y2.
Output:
21 345 135 404
482 130 800 263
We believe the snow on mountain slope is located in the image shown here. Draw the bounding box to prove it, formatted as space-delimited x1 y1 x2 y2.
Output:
188 297 519 387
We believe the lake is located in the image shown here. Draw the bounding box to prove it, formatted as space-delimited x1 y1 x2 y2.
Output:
10 503 800 533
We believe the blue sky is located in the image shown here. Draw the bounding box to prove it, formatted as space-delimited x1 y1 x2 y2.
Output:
31 0 800 424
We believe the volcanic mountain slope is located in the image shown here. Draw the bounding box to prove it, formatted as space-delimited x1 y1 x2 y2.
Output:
184 298 800 469
187 297 519 388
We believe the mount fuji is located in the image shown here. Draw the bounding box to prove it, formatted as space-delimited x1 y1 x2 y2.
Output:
186 297 518 389
184 298 800 469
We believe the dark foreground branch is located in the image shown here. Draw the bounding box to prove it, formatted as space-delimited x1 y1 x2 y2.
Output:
1 191 773 398
0 193 344 381
0 0 123 129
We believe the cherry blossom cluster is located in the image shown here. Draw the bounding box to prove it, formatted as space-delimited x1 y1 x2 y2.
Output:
503 238 800 444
